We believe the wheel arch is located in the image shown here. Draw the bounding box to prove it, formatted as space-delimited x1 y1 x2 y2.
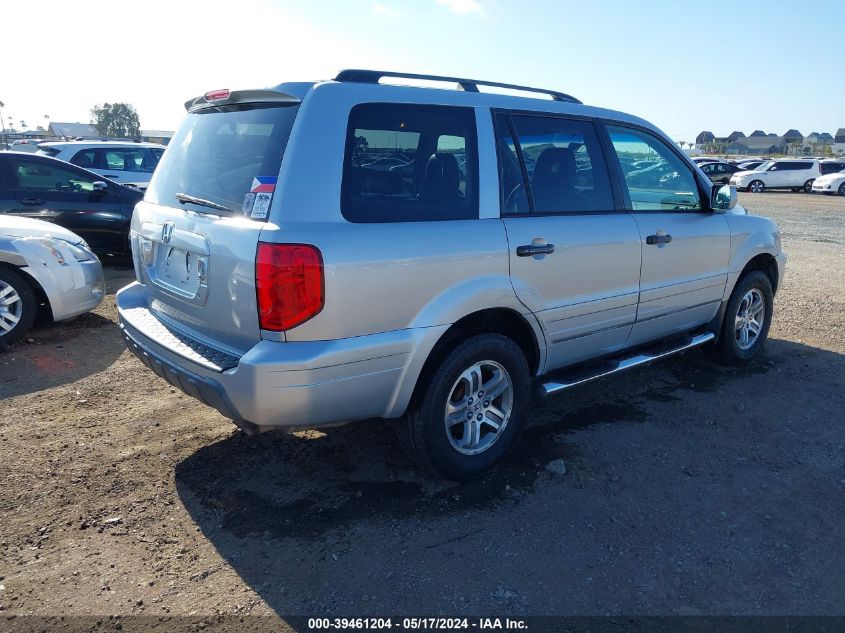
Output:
738 252 779 295
0 261 53 323
392 307 544 418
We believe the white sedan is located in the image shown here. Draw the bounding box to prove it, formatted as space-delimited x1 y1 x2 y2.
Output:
0 216 104 346
811 169 845 196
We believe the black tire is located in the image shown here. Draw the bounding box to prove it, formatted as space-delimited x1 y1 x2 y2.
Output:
712 271 773 365
747 180 765 193
399 333 531 481
0 267 37 346
838 183 845 196
803 179 815 193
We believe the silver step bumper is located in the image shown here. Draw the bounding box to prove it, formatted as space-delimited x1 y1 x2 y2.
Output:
537 332 715 397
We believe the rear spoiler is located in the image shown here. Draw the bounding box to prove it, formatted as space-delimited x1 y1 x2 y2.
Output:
184 89 300 112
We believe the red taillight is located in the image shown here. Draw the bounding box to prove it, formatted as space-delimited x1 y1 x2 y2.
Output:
204 88 230 101
256 243 324 331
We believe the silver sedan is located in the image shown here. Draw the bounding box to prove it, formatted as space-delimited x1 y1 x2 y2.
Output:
0 216 104 346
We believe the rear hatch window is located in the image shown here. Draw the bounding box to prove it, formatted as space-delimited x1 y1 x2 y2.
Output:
146 103 298 220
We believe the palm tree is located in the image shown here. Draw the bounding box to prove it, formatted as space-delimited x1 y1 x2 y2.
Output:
0 101 6 148
20 120 27 130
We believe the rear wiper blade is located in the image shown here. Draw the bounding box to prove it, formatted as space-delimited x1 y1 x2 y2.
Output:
174 192 232 214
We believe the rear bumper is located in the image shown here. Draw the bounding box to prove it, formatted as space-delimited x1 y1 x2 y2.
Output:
117 282 441 428
122 325 242 421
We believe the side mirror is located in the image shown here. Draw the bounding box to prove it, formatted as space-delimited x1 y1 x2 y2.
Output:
711 183 737 211
92 181 109 194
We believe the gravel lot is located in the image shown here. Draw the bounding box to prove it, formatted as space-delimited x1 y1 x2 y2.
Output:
1 192 843 624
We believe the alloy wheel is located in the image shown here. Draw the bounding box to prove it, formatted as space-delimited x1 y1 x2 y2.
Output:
444 360 513 455
0 280 23 335
735 288 765 351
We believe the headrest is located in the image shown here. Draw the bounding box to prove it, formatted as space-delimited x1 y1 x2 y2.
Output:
425 153 460 188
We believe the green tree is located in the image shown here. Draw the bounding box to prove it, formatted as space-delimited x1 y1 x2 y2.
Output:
90 102 141 138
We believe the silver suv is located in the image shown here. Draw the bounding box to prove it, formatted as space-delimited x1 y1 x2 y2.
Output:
117 70 786 480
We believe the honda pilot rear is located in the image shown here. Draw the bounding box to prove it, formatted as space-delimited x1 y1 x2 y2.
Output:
118 86 318 428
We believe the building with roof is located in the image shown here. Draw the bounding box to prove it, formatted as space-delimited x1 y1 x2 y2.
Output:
696 127 844 155
726 136 785 156
805 132 833 144
835 128 845 155
47 121 99 139
804 132 834 153
695 131 715 146
140 129 173 145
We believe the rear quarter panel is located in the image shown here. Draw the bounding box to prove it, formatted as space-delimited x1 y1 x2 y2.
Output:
266 83 533 342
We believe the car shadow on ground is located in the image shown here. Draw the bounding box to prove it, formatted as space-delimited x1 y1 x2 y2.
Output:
0 312 125 398
0 258 134 398
174 339 845 615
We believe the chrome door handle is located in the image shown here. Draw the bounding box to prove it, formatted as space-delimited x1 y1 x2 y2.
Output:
646 234 672 245
516 243 555 257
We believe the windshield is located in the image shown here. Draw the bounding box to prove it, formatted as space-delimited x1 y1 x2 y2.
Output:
146 103 298 217
752 161 773 172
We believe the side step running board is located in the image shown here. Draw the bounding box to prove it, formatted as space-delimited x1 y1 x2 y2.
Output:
536 332 715 398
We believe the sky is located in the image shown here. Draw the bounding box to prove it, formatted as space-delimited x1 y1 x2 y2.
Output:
3 0 845 143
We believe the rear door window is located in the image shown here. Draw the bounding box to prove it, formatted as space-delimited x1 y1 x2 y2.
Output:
100 148 151 173
13 158 98 193
341 103 478 223
145 104 299 218
149 148 164 167
494 114 529 214
776 161 813 171
507 115 614 214
820 162 845 175
70 149 99 170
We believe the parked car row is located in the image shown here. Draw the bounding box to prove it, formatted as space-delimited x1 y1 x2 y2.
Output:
692 156 768 171
0 151 143 254
730 159 845 194
0 138 164 345
693 155 845 194
37 140 165 190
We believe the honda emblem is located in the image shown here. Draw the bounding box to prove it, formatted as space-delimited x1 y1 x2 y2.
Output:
161 221 174 244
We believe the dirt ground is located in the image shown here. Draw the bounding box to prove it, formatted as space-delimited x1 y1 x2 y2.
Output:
1 192 844 625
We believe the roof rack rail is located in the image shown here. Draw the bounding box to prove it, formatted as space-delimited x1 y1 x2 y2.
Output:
334 69 582 104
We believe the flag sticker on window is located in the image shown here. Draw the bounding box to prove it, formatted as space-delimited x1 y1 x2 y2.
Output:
250 176 277 193
251 192 273 219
